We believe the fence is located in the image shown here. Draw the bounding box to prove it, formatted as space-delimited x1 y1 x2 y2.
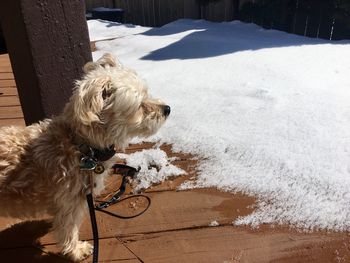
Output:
85 0 350 40
86 0 236 25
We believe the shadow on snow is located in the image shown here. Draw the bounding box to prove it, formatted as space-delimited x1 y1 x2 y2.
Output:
136 19 349 61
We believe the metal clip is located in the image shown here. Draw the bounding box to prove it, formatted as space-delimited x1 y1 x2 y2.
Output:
94 164 105 174
80 157 97 171
80 157 105 174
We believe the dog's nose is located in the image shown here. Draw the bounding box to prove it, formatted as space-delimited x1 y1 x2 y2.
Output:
163 105 171 117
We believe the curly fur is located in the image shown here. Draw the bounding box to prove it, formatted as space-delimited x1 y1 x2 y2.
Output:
0 53 169 261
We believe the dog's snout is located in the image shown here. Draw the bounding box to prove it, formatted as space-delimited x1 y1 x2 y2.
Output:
163 105 171 117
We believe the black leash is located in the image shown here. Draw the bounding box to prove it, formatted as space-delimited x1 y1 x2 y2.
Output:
85 163 150 263
96 195 151 219
86 193 99 263
95 164 140 209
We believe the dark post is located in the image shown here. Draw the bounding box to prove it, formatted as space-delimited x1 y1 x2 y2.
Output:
0 0 92 125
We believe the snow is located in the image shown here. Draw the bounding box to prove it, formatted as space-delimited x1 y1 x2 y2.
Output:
88 19 350 231
88 19 150 42
117 149 186 191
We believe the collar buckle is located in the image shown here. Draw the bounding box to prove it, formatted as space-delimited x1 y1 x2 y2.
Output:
80 157 106 174
78 143 116 174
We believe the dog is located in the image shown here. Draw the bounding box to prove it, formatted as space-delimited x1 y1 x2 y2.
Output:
0 53 170 261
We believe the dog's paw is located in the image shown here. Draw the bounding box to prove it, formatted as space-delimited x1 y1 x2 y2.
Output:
68 241 93 262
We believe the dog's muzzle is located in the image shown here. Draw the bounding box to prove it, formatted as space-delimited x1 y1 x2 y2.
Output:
163 105 171 117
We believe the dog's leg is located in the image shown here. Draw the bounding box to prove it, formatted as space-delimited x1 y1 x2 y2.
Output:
52 200 93 262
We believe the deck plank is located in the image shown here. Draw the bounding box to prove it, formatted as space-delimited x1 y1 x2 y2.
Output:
0 79 16 87
0 95 21 107
42 238 138 263
35 189 254 245
120 226 350 263
0 87 19 96
0 118 25 126
0 72 14 80
79 190 254 240
0 106 24 119
0 54 25 126
0 66 12 73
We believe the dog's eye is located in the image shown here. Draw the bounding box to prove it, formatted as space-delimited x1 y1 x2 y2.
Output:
102 88 112 100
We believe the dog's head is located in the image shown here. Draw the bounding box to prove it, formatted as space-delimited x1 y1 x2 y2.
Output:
63 53 170 148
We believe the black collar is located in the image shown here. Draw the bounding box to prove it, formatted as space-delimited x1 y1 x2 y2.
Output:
78 144 116 162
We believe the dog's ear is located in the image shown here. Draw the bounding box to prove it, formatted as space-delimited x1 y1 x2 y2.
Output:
101 80 115 102
83 53 123 73
71 77 111 126
97 53 119 67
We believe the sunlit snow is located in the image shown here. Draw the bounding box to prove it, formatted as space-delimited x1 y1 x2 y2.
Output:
89 19 350 231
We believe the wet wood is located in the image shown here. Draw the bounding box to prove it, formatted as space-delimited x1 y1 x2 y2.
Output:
37 189 255 245
120 226 350 263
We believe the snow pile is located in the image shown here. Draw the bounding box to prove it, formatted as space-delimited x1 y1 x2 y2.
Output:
89 19 350 231
118 149 186 191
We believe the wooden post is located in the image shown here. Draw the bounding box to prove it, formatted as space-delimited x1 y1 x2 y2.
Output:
0 0 92 125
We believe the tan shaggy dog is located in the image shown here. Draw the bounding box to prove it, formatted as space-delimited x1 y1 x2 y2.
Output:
0 53 170 261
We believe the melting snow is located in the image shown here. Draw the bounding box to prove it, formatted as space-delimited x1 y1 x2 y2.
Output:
117 149 186 191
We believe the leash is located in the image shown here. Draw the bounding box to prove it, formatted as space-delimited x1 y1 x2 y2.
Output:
78 144 151 262
94 164 151 219
86 192 99 263
86 163 151 263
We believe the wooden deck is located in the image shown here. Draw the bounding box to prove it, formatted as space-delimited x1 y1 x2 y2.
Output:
1 53 350 262
0 54 25 126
